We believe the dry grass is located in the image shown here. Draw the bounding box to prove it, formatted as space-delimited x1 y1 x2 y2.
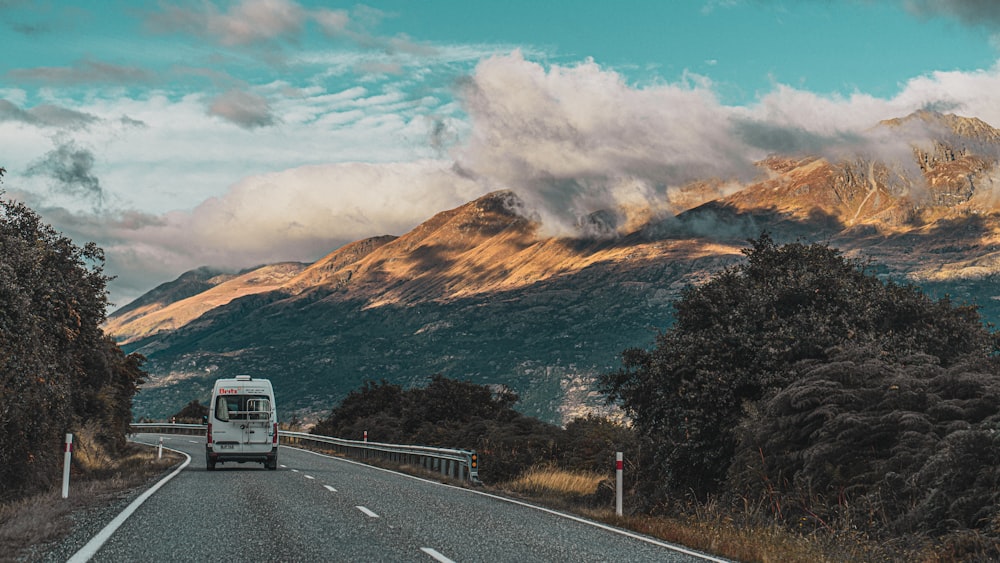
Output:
578 510 900 563
504 465 605 499
497 466 929 563
0 488 74 555
0 429 181 561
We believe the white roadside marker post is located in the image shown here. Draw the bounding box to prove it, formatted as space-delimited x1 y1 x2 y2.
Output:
62 433 73 499
615 452 623 516
158 437 163 459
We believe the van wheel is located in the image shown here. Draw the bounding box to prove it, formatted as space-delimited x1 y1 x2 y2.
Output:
266 458 277 470
207 459 216 471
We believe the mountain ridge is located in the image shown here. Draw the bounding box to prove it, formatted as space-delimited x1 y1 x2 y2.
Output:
109 111 1000 424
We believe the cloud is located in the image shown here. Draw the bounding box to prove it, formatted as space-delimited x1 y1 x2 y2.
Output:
146 0 306 47
208 89 278 128
313 8 349 36
31 160 487 307
452 52 762 235
25 141 105 207
0 99 99 129
144 0 435 62
449 52 1000 238
904 0 1000 28
730 117 859 155
7 59 153 86
0 0 62 36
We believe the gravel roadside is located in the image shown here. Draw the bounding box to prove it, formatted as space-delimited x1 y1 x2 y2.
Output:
14 455 184 563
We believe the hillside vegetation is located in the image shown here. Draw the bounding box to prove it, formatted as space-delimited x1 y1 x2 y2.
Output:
316 234 1000 558
311 375 638 484
0 176 145 502
603 234 1000 556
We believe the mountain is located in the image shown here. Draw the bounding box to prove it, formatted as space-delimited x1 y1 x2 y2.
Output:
109 111 1000 425
105 262 308 345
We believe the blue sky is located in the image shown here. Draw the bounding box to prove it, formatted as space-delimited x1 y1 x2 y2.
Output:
3 0 1000 308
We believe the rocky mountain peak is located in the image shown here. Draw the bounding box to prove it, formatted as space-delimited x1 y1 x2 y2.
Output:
109 112 1000 424
722 111 1000 231
880 109 1000 143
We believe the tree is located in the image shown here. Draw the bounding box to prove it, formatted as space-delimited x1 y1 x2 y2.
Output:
0 183 145 501
312 375 563 483
731 346 1000 542
601 234 997 502
311 379 404 440
172 399 209 423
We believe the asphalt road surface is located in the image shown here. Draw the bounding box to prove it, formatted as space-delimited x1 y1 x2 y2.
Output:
74 433 726 562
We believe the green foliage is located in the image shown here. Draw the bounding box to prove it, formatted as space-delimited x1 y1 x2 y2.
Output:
601 233 998 507
731 346 1000 540
0 190 145 502
312 380 405 440
312 375 635 483
558 415 639 474
171 399 208 423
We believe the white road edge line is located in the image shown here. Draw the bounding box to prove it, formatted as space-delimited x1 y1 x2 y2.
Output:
67 439 192 563
285 445 727 562
356 506 380 518
420 547 455 563
323 485 337 493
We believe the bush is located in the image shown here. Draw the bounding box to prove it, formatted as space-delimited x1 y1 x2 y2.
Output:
0 187 144 502
312 375 635 483
602 233 1000 540
171 400 208 423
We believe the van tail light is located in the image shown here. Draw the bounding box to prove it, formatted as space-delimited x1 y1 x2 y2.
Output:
273 423 278 445
207 423 213 445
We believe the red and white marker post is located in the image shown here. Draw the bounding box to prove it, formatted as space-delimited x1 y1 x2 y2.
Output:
62 433 73 499
615 452 623 516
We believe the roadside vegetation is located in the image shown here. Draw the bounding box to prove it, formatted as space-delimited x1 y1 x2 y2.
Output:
0 175 147 504
1 173 154 559
0 427 180 560
312 234 1000 561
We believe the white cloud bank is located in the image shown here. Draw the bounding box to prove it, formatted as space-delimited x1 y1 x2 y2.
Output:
11 52 1000 308
453 52 1000 235
23 160 485 308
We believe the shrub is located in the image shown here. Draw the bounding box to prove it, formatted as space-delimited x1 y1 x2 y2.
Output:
0 189 144 502
311 376 634 484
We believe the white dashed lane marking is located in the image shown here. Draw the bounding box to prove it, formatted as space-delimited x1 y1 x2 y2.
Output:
420 547 455 563
356 506 379 518
323 485 337 493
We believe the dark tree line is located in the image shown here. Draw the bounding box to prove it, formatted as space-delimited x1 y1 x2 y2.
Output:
312 375 637 484
601 233 1000 548
1 178 145 502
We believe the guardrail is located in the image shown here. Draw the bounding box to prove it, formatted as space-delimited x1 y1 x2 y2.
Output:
130 423 206 435
281 431 480 484
128 423 480 484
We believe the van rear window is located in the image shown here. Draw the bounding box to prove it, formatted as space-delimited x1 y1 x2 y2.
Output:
214 394 271 421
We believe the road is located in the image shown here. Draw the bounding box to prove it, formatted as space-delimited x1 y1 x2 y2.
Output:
78 433 725 562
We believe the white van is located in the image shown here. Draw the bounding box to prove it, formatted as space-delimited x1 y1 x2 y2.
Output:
206 375 278 470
